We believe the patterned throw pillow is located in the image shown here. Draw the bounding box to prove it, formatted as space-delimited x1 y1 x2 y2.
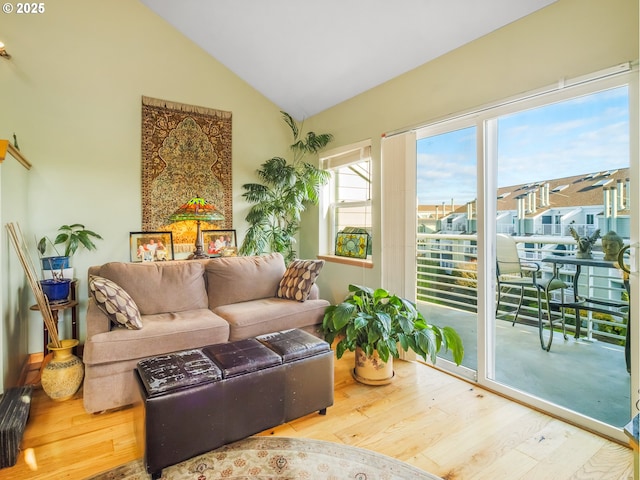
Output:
276 259 324 302
89 275 142 330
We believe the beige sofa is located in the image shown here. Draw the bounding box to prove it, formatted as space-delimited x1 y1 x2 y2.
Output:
82 253 328 413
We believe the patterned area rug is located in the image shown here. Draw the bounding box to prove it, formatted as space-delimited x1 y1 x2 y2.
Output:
86 436 442 480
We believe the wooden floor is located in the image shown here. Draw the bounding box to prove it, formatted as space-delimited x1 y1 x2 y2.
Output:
1 351 634 480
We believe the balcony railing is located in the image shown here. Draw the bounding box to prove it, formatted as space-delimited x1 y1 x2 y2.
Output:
417 233 628 345
495 223 600 237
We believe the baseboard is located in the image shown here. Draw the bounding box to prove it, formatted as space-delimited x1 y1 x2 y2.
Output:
18 353 44 387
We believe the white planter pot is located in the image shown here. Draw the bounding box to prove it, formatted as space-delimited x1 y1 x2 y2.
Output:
42 267 74 281
352 347 394 385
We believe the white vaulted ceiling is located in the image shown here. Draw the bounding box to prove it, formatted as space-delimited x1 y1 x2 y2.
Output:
140 0 557 120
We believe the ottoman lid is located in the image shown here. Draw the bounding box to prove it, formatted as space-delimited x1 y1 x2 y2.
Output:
137 349 222 397
203 338 282 378
257 329 330 363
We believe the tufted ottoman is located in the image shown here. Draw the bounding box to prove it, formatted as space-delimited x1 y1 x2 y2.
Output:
135 329 334 479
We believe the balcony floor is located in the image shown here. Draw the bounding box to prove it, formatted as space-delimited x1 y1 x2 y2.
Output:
425 304 630 428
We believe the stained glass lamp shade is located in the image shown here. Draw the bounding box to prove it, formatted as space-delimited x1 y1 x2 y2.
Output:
168 196 225 259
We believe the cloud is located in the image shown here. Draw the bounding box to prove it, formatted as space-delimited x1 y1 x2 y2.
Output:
416 85 629 205
417 152 476 204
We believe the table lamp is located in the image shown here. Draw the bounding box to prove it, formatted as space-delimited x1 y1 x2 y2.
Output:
169 196 225 259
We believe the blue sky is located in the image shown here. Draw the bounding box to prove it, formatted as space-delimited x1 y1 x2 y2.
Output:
416 85 629 205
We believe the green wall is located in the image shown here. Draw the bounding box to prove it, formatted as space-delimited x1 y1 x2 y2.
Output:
301 0 638 303
0 0 288 386
1 152 31 389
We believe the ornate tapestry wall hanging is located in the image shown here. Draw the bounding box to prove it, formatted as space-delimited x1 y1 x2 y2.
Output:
141 96 232 250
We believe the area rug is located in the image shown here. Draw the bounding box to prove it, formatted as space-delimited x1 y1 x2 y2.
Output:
86 436 442 480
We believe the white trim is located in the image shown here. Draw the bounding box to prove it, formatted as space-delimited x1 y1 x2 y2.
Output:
334 200 371 209
321 139 372 169
320 140 373 257
380 132 417 298
322 138 371 158
387 62 635 140
412 67 637 443
627 65 640 445
417 71 636 141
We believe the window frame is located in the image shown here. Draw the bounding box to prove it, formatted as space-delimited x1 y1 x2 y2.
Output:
319 140 373 266
411 65 637 444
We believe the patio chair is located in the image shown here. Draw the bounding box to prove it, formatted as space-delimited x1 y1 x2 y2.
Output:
496 234 567 351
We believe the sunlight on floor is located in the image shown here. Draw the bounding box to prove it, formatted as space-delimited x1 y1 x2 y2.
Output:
24 448 37 471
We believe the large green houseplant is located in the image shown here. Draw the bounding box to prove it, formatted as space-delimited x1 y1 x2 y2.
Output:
239 111 333 264
322 284 464 384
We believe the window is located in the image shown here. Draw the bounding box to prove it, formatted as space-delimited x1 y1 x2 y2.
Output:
320 141 372 259
412 63 635 440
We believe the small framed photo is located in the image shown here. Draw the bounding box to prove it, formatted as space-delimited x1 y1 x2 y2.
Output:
130 232 174 262
203 230 237 256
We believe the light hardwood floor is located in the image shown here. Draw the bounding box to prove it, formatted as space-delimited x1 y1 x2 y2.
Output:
2 351 634 480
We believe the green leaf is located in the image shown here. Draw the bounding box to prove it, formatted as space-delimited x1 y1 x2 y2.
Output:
53 233 69 245
442 326 465 365
280 111 298 140
377 341 390 363
331 303 357 331
420 328 441 363
37 237 49 256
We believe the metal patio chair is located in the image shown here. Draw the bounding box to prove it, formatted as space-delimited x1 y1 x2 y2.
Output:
496 234 567 351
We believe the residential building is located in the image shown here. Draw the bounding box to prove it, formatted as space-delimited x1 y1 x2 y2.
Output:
427 167 630 238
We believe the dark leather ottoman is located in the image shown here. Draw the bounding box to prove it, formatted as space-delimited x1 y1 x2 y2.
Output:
256 329 334 421
135 329 333 479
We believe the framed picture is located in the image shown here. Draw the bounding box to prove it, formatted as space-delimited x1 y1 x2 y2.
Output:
130 231 174 262
202 229 237 256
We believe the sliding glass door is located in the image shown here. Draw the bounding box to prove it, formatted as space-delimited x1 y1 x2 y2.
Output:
416 125 478 375
492 84 631 429
414 68 637 441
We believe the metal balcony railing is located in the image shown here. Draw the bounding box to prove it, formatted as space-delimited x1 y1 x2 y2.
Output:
417 233 628 345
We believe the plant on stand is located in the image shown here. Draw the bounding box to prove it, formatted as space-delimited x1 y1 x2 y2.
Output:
239 111 333 264
37 223 102 302
322 284 464 385
7 223 85 401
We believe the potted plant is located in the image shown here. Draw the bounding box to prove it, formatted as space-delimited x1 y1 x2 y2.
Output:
37 224 102 302
239 111 333 264
322 284 464 385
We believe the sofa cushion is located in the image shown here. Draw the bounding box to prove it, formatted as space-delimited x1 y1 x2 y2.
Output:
82 309 230 366
276 259 324 302
206 253 286 308
213 297 330 341
89 275 142 330
97 261 208 315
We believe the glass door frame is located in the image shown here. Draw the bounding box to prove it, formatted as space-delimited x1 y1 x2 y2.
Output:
415 67 638 443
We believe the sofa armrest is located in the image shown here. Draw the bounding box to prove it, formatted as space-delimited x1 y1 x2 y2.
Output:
308 284 320 300
85 297 111 339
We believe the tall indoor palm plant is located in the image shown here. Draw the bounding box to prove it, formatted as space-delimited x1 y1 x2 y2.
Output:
239 112 333 263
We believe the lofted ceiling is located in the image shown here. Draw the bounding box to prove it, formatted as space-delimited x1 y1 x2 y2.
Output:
140 0 557 120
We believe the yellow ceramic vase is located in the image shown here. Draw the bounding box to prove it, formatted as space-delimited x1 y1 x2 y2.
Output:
41 339 84 401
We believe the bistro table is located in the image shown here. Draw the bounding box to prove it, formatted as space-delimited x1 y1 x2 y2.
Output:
542 256 629 371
